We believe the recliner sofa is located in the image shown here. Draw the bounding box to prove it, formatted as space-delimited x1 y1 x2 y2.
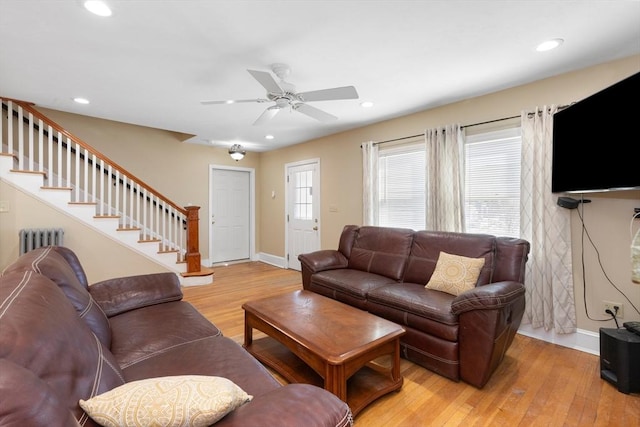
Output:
0 246 353 427
298 225 530 388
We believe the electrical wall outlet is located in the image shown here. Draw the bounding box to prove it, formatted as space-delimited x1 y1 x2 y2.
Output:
603 301 624 319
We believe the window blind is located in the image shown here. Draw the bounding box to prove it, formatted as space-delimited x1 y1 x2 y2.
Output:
377 140 425 230
464 128 521 237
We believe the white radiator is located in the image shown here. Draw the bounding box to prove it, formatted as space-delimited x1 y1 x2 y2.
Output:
19 228 64 255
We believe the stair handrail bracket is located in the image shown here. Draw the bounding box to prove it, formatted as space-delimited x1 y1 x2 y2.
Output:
1 97 201 274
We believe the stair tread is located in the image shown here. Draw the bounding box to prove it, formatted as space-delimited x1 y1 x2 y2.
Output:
41 186 72 191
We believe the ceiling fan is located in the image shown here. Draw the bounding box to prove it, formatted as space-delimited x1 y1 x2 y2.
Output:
201 63 359 125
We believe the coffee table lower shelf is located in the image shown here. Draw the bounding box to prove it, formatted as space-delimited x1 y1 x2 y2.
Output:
245 336 402 416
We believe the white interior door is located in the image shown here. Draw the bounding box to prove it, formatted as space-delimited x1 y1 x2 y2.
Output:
286 160 320 270
210 167 251 264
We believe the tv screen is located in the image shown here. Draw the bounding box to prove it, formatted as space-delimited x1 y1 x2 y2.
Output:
551 71 640 193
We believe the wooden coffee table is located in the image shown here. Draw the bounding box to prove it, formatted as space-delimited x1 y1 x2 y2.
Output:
242 290 405 416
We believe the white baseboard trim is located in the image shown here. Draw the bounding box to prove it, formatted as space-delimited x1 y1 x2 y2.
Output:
257 252 286 269
518 324 600 356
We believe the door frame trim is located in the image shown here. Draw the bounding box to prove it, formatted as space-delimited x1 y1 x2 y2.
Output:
284 158 321 269
208 164 256 266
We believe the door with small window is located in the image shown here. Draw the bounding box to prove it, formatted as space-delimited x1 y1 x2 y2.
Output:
286 160 320 271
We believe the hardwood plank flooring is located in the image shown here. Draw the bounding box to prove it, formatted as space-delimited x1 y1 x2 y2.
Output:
182 261 639 426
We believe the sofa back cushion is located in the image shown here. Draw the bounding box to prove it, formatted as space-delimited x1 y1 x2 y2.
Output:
338 225 359 259
0 271 125 427
347 226 414 280
404 231 496 285
1 246 112 347
0 358 82 426
493 237 530 283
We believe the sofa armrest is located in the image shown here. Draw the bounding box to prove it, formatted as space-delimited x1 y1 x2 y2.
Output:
451 281 525 388
216 384 353 427
298 250 348 290
89 272 183 317
298 250 348 273
450 281 525 315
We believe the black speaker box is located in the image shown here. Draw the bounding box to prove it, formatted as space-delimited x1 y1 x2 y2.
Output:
600 328 640 394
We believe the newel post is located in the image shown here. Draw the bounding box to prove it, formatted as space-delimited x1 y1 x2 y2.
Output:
185 205 201 273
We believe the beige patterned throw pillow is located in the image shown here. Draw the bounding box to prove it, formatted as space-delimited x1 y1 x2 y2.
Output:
79 375 252 427
425 251 485 296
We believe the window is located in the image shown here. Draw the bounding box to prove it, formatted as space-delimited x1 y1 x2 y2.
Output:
293 169 313 220
464 128 522 237
377 140 425 230
372 128 522 237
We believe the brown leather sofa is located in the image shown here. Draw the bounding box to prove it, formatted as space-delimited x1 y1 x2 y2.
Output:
0 246 353 427
298 225 530 388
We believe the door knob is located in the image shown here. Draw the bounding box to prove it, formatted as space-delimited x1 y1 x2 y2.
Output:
313 226 318 230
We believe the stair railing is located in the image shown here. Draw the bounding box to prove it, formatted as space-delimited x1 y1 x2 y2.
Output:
1 98 201 273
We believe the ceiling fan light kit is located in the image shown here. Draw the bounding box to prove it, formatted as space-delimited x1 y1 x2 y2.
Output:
201 63 359 126
228 144 246 161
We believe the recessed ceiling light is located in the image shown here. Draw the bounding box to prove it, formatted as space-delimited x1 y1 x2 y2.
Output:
84 1 112 17
360 101 374 108
536 38 564 52
265 134 274 140
73 97 90 104
225 100 235 104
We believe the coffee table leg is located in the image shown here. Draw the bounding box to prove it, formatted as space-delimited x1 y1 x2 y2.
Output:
244 312 253 347
392 338 401 381
325 364 347 402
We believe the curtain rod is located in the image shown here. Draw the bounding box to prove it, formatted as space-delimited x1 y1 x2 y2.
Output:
370 104 571 146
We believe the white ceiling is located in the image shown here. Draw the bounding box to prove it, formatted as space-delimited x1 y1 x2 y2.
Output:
1 1 639 153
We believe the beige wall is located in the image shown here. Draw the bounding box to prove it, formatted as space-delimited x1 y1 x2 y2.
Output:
1 55 638 333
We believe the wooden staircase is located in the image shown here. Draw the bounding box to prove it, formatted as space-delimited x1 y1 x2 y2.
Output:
1 98 212 285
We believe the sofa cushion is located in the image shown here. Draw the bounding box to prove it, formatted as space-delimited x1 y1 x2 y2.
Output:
1 246 112 347
366 282 459 341
309 269 397 309
425 251 485 296
121 336 283 399
108 301 222 369
403 230 495 286
0 271 125 426
347 226 413 280
80 375 252 427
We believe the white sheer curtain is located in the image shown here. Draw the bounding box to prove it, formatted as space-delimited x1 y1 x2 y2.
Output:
520 106 576 333
425 124 464 232
361 141 378 225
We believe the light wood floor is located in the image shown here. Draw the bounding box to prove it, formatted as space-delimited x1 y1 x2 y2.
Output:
181 261 639 427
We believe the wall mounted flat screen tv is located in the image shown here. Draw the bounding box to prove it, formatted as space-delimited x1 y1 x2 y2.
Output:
551 71 640 193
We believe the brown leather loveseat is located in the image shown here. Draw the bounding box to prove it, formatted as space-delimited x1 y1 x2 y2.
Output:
298 225 530 388
0 246 353 427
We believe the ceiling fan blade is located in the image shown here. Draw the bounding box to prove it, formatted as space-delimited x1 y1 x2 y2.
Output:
297 86 359 102
294 103 338 122
247 69 284 94
200 98 269 105
253 106 280 126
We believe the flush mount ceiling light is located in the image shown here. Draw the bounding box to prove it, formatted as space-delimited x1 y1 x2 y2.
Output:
84 1 112 17
73 97 90 104
536 38 564 52
265 134 274 140
360 101 374 108
228 144 246 161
